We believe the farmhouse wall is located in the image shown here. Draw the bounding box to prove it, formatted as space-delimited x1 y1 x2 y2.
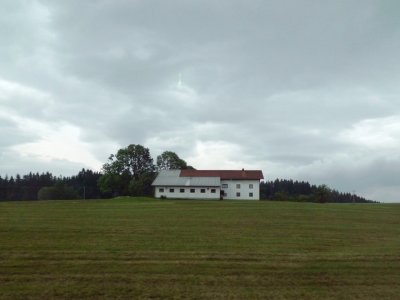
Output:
221 180 260 200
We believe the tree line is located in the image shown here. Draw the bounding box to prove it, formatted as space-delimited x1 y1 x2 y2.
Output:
0 144 376 203
260 179 376 203
0 169 103 201
0 145 189 201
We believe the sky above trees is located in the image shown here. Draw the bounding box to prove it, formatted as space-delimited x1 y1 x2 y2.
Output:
1 0 400 202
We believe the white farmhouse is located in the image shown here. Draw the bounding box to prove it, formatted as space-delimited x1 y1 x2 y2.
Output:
152 169 264 200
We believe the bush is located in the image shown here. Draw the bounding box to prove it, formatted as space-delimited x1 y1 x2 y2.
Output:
38 183 79 200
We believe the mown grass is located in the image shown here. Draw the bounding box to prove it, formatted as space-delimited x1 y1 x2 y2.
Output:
0 198 399 299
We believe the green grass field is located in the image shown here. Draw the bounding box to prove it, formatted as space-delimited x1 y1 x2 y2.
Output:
0 198 399 299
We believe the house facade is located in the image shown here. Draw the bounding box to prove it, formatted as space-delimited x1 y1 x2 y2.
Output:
152 169 264 200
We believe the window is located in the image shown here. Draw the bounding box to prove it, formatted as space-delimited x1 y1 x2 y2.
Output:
159 188 164 193
180 188 185 193
249 192 253 197
222 184 228 188
211 188 216 193
236 192 241 197
169 188 174 193
200 189 206 193
190 188 195 193
249 184 253 189
236 184 240 189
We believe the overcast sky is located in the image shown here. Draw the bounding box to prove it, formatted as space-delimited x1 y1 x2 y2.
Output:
1 0 399 202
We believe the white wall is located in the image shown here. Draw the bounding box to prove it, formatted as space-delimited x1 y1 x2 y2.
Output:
220 180 260 200
155 186 220 199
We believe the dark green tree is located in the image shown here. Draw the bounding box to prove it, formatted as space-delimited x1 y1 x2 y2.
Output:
97 172 131 197
37 183 79 200
102 144 155 179
67 169 103 199
98 144 155 196
156 150 188 170
128 172 157 196
315 184 331 203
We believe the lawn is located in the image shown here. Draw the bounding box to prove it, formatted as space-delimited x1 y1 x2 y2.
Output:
0 198 399 299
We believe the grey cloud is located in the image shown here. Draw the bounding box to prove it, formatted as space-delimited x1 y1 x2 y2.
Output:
0 149 86 177
0 118 36 147
294 156 400 199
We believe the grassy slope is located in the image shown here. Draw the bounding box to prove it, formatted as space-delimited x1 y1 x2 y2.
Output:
0 198 399 299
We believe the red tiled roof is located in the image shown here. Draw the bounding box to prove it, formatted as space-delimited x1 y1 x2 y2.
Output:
180 169 264 180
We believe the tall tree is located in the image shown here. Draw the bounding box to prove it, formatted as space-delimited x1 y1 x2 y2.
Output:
156 151 188 170
98 144 155 196
102 144 155 179
315 184 331 203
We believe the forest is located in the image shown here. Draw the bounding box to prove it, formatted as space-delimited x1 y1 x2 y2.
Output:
0 144 376 203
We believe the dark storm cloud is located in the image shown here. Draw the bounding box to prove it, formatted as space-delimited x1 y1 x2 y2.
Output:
1 0 400 201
